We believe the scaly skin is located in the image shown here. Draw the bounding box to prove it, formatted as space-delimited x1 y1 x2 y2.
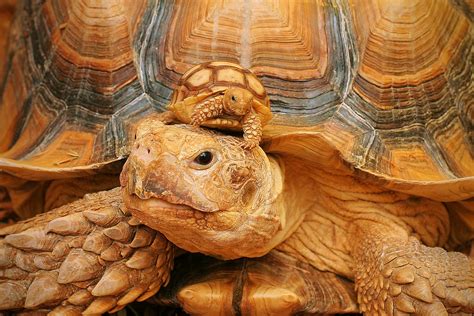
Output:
241 111 262 149
190 95 225 126
353 231 474 315
123 119 474 315
277 161 474 315
0 188 174 314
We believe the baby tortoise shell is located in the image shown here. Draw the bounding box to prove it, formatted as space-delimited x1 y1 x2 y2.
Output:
168 62 272 149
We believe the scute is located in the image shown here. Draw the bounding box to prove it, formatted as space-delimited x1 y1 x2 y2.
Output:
0 0 150 179
216 68 246 86
186 68 212 89
246 73 266 96
172 61 270 110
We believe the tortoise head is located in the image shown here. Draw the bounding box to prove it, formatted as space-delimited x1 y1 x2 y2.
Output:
222 87 254 116
121 117 290 259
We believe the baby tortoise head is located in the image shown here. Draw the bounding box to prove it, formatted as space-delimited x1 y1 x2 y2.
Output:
222 87 254 116
121 117 284 259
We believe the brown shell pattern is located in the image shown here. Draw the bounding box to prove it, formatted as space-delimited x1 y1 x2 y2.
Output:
171 61 270 109
0 0 472 182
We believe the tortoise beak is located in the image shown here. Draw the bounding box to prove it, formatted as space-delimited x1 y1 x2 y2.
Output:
120 146 220 213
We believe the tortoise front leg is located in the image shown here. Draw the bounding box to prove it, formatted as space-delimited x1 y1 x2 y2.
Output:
351 221 474 315
190 96 225 126
241 110 262 149
0 188 174 314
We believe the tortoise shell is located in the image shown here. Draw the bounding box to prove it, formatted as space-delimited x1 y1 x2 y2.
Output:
0 1 472 184
172 62 268 106
169 61 272 128
0 1 472 204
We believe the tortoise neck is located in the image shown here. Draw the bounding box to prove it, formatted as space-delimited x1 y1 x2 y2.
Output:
258 156 313 251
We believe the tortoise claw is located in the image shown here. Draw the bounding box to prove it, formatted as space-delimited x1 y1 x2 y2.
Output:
189 119 201 127
240 140 260 150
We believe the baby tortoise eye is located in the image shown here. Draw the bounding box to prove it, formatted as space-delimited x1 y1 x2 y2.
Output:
231 95 237 102
194 151 213 165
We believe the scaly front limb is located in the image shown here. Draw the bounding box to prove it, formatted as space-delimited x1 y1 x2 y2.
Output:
0 188 174 314
190 95 225 126
351 221 474 315
241 110 262 149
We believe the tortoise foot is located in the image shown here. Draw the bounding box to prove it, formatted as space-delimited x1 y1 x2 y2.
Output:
190 95 225 127
355 237 474 315
241 111 262 149
240 139 260 150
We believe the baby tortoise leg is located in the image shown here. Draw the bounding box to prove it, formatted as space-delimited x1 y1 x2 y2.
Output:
190 95 225 126
155 111 178 124
139 111 177 130
351 221 474 315
241 111 262 149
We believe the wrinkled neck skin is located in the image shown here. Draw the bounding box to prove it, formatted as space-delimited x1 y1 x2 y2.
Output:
239 155 309 257
121 121 306 260
266 155 316 250
274 153 450 278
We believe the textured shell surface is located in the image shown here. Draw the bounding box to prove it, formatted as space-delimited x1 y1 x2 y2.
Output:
170 61 269 108
0 0 471 185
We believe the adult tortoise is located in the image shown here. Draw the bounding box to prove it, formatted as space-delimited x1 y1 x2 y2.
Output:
1 118 473 315
0 0 473 315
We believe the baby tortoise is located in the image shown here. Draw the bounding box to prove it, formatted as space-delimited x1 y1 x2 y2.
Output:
168 62 272 149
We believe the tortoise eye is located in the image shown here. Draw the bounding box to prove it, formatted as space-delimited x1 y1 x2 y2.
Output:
190 150 215 169
195 151 213 165
231 95 237 102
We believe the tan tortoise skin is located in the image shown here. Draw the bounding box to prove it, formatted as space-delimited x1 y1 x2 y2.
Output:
123 119 474 315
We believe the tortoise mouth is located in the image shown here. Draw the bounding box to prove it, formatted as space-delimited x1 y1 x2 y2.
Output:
125 183 220 213
131 194 193 211
126 192 200 213
123 193 205 228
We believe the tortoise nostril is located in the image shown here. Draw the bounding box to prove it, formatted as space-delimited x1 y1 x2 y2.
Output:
134 134 137 140
147 148 150 154
136 144 140 149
